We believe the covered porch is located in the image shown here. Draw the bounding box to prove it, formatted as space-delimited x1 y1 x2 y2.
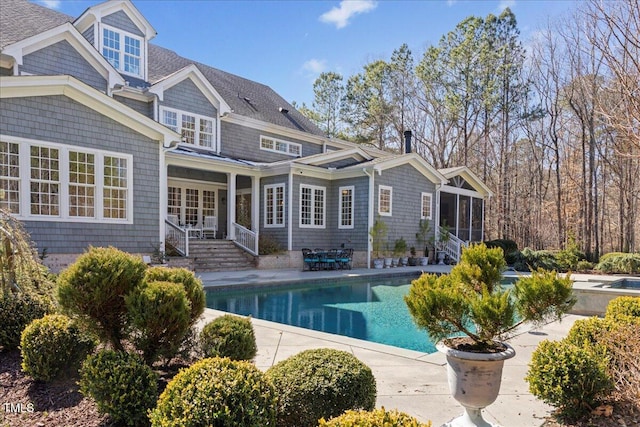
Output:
162 147 261 257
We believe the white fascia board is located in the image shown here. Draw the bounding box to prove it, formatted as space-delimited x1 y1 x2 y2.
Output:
148 65 232 115
165 151 260 177
440 184 488 199
439 166 493 197
1 22 125 89
0 75 179 146
296 147 373 166
373 153 448 185
74 0 156 41
260 162 370 180
223 113 332 147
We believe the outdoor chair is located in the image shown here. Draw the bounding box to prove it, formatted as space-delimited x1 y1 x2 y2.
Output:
302 248 319 271
202 216 218 239
320 249 338 270
337 248 353 270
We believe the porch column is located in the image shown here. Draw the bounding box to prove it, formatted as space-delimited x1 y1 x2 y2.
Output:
227 172 237 239
251 176 260 232
455 194 460 238
469 198 473 242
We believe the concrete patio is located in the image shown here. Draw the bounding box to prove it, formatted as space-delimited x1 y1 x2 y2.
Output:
198 266 582 427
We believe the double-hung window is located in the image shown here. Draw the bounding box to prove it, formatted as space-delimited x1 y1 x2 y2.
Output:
300 184 325 228
264 184 285 227
378 185 392 216
339 186 354 229
1 136 132 223
421 192 433 220
161 107 217 150
101 25 143 78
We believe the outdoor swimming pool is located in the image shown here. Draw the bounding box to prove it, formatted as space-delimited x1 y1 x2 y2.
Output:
205 275 439 352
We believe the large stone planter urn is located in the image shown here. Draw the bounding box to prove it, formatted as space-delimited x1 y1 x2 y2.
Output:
436 341 516 427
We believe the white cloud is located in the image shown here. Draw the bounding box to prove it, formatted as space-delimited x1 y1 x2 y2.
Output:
498 0 516 12
302 58 327 75
447 0 458 6
320 1 377 29
38 0 61 9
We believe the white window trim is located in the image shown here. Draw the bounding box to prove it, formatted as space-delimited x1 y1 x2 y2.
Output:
338 185 354 230
99 23 145 79
299 184 326 229
378 185 393 217
1 134 133 224
421 192 433 220
264 183 285 228
160 106 217 151
260 135 302 157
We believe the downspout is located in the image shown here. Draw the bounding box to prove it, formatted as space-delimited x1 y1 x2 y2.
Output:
160 138 180 252
363 167 374 269
288 168 293 252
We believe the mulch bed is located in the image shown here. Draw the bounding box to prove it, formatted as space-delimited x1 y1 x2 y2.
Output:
2 348 639 427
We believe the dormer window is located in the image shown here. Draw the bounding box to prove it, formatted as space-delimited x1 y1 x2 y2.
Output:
161 107 217 150
101 25 143 78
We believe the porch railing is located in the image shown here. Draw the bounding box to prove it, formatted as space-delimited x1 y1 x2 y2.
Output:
165 219 188 257
232 223 258 256
443 232 467 263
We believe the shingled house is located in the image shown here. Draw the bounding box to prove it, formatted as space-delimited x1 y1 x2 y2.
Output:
0 0 491 271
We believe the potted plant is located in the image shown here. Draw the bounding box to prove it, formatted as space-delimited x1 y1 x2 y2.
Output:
404 243 575 426
434 224 451 265
415 219 431 266
369 218 387 269
383 243 393 268
408 246 418 266
394 237 408 267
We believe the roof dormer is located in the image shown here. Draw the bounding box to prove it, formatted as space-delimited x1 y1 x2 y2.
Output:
74 0 156 82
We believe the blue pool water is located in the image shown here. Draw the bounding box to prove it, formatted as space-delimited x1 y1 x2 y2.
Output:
613 279 640 289
205 276 439 353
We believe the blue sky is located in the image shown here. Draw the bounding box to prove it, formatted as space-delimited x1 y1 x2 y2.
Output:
38 0 577 107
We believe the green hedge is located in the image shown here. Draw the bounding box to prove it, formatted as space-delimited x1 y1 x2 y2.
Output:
266 349 376 427
0 292 50 350
318 408 431 427
199 314 257 361
150 357 276 427
595 252 640 274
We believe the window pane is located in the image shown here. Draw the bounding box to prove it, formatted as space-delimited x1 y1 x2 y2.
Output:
30 146 60 216
185 188 199 226
102 28 120 69
163 110 178 132
199 118 214 148
203 190 215 217
69 151 95 218
181 114 196 144
301 187 311 225
168 186 181 217
103 156 127 219
0 141 20 213
340 187 353 228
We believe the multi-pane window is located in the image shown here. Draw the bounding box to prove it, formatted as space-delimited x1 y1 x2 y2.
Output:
160 107 217 149
124 35 140 75
167 186 181 217
0 141 20 213
202 190 216 218
30 146 60 216
421 192 433 220
300 184 325 228
102 26 143 77
260 136 302 157
3 138 131 222
378 185 392 216
103 156 128 220
185 188 199 226
69 151 95 218
339 186 354 229
264 184 284 227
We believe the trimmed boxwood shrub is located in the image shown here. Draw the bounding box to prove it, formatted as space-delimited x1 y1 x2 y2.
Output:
57 246 147 351
0 292 49 350
318 408 431 427
79 350 158 426
20 314 96 381
199 314 257 361
605 296 640 323
266 348 377 427
149 357 277 427
143 267 205 325
564 316 613 347
526 339 613 420
125 281 191 364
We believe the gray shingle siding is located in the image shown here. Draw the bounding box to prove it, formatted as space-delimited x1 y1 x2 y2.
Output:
0 95 160 254
102 10 144 37
82 25 94 45
259 175 288 249
21 40 107 92
161 79 217 118
374 164 436 251
221 121 322 162
114 95 153 118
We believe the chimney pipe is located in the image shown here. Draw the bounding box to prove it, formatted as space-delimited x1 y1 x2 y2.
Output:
404 130 412 154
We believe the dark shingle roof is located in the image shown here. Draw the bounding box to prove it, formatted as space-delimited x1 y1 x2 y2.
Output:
1 0 324 136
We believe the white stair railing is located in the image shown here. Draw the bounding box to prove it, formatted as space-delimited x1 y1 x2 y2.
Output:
165 219 188 257
443 232 467 263
232 223 258 256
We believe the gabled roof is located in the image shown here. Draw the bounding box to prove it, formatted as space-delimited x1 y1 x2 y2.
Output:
1 21 125 89
0 75 180 146
74 0 156 41
148 64 232 116
295 147 373 167
343 153 448 185
439 166 493 197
